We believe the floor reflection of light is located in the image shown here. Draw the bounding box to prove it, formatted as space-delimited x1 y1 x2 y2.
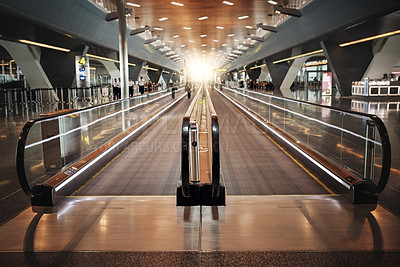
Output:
56 201 76 219
336 143 399 175
100 215 108 233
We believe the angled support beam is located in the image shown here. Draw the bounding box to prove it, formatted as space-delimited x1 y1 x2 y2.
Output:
154 44 168 50
232 51 243 56
106 8 133 21
273 6 301 17
130 25 150 35
248 36 264 42
144 37 160 44
242 43 254 48
256 23 278 33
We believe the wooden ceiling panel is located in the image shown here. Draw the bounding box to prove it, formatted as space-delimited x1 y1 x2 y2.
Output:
121 0 309 66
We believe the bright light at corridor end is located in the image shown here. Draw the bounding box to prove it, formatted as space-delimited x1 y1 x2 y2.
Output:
186 59 215 82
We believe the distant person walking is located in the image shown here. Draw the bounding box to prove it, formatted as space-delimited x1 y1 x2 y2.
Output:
112 78 118 100
185 81 191 99
129 78 134 97
116 78 121 99
138 76 145 95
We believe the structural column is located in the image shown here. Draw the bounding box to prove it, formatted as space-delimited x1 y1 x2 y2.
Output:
363 35 400 79
146 63 163 83
162 69 173 86
116 0 129 99
279 56 313 98
321 40 373 96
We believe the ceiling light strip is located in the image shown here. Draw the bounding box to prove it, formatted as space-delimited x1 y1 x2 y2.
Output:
171 2 184 6
250 64 266 70
273 49 323 64
222 1 234 5
87 53 136 66
18 39 70 52
127 3 141 7
339 29 400 47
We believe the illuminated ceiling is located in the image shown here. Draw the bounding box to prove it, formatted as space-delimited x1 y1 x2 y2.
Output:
94 0 310 68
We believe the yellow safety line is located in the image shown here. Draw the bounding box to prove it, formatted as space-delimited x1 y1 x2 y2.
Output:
224 92 336 195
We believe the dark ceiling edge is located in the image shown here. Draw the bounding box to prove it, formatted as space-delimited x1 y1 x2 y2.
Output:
0 0 182 72
225 0 400 72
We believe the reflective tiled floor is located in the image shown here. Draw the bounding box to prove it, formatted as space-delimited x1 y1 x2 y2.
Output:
0 195 400 253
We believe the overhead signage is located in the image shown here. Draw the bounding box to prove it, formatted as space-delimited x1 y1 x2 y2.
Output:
75 56 90 88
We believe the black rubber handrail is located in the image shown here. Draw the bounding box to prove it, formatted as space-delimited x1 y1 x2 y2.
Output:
224 85 391 196
181 87 202 197
16 87 178 198
181 119 190 197
205 88 220 198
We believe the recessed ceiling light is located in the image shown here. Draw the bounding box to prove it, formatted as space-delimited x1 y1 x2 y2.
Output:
168 40 174 43
181 44 186 47
127 3 141 7
202 51 206 53
216 26 224 30
198 16 208 20
268 0 278 5
171 1 184 6
173 35 180 38
189 40 195 43
183 27 191 30
213 40 219 42
153 27 163 31
201 44 207 47
200 34 207 37
228 34 234 37
211 48 216 50
222 44 227 46
234 39 239 42
238 15 249 20
159 17 168 21
245 26 253 29
222 1 234 5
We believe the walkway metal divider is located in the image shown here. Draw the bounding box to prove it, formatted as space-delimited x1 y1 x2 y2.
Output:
177 85 225 206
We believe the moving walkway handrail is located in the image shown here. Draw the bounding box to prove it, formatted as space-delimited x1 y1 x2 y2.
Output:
223 85 391 196
16 87 178 199
205 88 220 198
180 85 221 199
181 87 202 197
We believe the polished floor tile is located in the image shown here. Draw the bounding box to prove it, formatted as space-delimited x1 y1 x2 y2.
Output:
1 195 400 254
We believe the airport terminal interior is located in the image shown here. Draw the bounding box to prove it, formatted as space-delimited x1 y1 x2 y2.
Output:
0 0 400 265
